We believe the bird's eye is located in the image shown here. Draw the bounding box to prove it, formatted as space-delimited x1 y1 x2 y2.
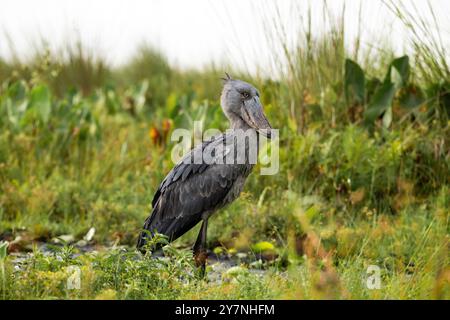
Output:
242 92 250 99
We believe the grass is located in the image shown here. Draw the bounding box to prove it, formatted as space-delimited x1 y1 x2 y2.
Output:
0 1 449 300
1 202 448 299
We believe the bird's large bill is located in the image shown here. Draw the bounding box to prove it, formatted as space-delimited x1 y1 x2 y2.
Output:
241 96 273 139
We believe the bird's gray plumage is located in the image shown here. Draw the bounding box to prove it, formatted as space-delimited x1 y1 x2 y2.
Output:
137 133 253 250
137 76 272 257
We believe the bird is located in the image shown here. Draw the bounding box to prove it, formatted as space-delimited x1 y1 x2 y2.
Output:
137 73 272 275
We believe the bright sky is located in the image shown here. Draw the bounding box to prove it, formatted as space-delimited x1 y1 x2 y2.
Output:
0 0 449 75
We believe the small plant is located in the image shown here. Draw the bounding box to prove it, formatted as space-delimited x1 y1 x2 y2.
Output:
344 55 429 130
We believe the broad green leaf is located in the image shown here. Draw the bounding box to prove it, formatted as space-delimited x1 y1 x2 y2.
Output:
29 85 51 124
364 82 396 125
386 55 410 89
344 59 365 103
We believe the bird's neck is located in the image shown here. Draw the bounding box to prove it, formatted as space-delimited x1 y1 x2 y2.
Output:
229 117 253 131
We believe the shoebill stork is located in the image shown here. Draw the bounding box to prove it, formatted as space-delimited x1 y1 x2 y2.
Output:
137 74 272 275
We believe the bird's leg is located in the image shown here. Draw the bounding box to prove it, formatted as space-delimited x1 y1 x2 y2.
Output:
193 219 208 278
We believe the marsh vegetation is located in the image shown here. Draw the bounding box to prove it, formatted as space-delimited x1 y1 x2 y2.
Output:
0 1 448 299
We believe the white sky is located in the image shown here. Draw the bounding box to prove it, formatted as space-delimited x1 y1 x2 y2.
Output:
0 0 449 75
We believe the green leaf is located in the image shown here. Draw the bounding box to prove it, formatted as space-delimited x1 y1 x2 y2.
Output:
344 59 365 103
29 85 51 124
364 82 396 125
251 241 275 253
363 56 409 128
7 81 27 102
386 55 410 89
0 241 8 260
382 106 393 128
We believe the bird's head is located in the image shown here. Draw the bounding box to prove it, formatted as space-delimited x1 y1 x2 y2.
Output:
220 73 272 138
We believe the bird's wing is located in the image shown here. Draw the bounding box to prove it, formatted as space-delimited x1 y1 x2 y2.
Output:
137 134 238 249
